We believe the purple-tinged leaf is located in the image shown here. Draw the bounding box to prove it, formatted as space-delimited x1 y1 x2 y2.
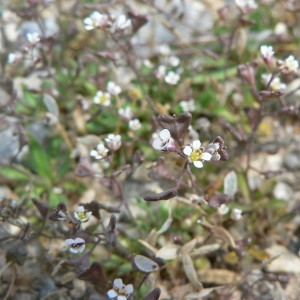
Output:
208 193 231 208
77 261 107 283
143 287 161 300
32 197 49 218
106 215 117 247
127 10 148 33
157 113 192 146
148 156 175 181
143 188 177 202
75 156 95 177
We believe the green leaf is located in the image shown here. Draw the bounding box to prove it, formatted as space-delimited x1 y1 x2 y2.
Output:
23 88 39 108
49 192 67 207
0 166 29 181
26 137 52 179
193 66 237 84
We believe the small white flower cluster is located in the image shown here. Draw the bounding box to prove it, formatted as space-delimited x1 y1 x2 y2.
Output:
83 11 131 33
90 134 122 160
107 278 133 300
260 45 299 74
152 129 224 168
154 44 181 85
235 0 258 13
84 11 112 30
218 205 242 220
261 74 286 91
129 119 141 131
180 99 195 112
27 32 40 45
93 81 121 106
259 45 299 93
111 15 131 33
164 71 180 85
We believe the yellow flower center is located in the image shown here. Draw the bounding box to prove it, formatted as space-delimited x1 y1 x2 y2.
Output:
77 211 86 220
190 150 202 162
100 95 107 103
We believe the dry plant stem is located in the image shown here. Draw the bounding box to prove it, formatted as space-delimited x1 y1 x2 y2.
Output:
57 121 73 150
246 95 265 179
174 161 188 189
186 163 203 195
0 261 12 277
136 273 149 294
3 265 16 300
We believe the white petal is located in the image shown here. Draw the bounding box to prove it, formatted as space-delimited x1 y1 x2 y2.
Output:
183 146 192 156
84 18 93 25
74 212 79 220
160 129 170 140
77 244 85 253
201 152 212 161
125 284 133 294
70 247 78 254
114 278 123 289
74 237 85 243
65 239 75 245
90 150 98 157
85 25 94 30
152 139 162 150
193 161 203 168
77 206 85 212
117 296 127 300
107 289 118 298
192 140 201 149
86 212 92 218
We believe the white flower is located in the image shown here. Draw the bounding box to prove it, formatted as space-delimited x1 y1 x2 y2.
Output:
107 81 122 95
74 206 92 223
235 0 258 11
280 55 299 73
270 77 286 91
84 11 110 30
107 278 133 300
260 45 274 65
93 91 111 106
90 143 109 159
112 14 131 32
218 204 229 215
195 117 211 132
168 55 180 67
65 237 85 254
180 99 195 112
164 71 180 85
8 52 23 64
274 22 288 36
183 140 212 168
129 119 141 131
158 44 171 56
105 134 122 151
152 129 176 153
143 59 154 68
156 65 166 80
26 32 40 44
231 208 243 220
206 142 221 161
118 107 133 121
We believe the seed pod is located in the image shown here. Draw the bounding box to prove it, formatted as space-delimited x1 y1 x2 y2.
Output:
143 188 177 202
